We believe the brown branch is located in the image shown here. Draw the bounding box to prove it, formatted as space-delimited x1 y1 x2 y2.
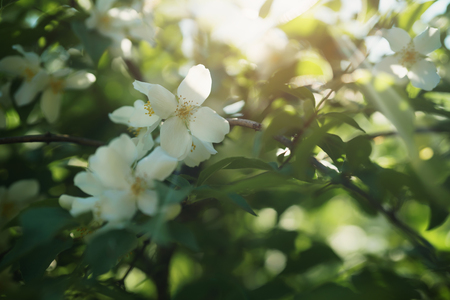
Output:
227 118 262 131
0 132 105 147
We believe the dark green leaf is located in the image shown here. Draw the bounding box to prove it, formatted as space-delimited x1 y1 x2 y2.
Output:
346 135 372 170
167 174 191 188
295 283 358 300
154 181 192 205
227 193 257 216
320 112 365 133
71 20 111 65
318 133 346 165
197 157 273 186
283 242 341 274
84 229 137 277
168 222 200 251
427 202 449 230
248 278 294 300
19 237 73 282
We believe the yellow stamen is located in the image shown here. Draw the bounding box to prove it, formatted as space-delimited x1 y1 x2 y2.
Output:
190 141 196 152
175 96 196 122
24 67 36 81
131 177 146 196
398 44 419 68
49 77 64 94
128 127 142 136
144 101 154 116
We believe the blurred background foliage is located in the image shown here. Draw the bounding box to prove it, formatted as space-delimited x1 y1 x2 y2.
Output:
2 0 450 299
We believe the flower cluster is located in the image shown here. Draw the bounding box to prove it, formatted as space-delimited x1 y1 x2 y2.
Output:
0 45 95 123
59 134 178 231
375 27 441 91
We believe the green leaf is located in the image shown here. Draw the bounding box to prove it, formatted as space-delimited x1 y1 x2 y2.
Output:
227 193 257 216
248 278 294 300
283 242 341 274
223 172 298 194
71 20 111 65
197 157 274 186
168 222 200 251
346 135 372 171
0 207 77 270
320 112 365 133
427 202 449 230
259 0 274 18
295 283 358 300
19 237 73 282
261 109 303 151
318 133 346 165
167 174 191 188
84 229 137 277
398 1 435 34
154 181 192 205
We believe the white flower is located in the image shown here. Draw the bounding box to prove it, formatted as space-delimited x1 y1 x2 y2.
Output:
109 99 161 158
59 134 178 228
375 27 441 91
0 45 47 106
0 179 39 226
133 64 230 161
40 68 96 123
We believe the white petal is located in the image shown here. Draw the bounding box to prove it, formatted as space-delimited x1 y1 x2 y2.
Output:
189 107 229 143
136 146 178 181
108 134 138 167
12 45 40 66
41 88 62 123
74 171 105 196
382 27 411 52
89 146 131 190
0 56 28 76
99 190 137 223
407 59 440 91
160 117 192 159
129 99 161 127
374 56 408 79
137 189 159 216
133 129 155 159
413 27 441 55
133 81 177 119
184 136 217 167
70 196 100 217
14 70 48 106
8 179 39 203
64 71 96 89
177 64 212 106
97 0 116 13
109 105 134 125
59 194 75 210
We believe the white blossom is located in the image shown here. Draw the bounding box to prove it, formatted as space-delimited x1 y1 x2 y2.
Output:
59 134 178 229
133 65 230 163
0 179 39 226
375 27 441 91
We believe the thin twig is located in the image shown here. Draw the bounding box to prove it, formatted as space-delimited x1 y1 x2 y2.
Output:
227 118 262 131
0 132 105 147
117 239 150 289
124 59 144 81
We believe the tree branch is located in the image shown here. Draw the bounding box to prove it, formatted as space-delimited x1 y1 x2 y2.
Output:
0 132 105 147
227 118 262 131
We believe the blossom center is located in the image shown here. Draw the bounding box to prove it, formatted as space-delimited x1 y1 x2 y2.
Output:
49 77 64 94
175 98 196 122
144 101 154 116
24 67 36 81
99 15 112 28
131 177 146 196
398 44 419 68
190 141 196 152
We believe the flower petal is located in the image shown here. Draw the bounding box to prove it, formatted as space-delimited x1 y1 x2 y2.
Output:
129 99 161 127
14 70 48 106
70 196 100 217
8 179 39 203
97 0 116 13
382 27 411 52
0 56 28 76
407 59 440 91
177 64 212 106
413 27 441 55
137 189 159 216
109 105 134 125
64 71 96 89
374 55 408 80
189 107 229 143
133 128 155 159
12 45 40 66
136 146 178 181
184 136 217 167
160 117 192 159
108 134 138 167
133 80 177 119
89 145 131 190
59 194 75 210
74 171 105 196
41 88 62 123
99 190 137 223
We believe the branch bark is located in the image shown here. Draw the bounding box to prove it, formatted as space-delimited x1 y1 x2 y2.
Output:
0 132 105 147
